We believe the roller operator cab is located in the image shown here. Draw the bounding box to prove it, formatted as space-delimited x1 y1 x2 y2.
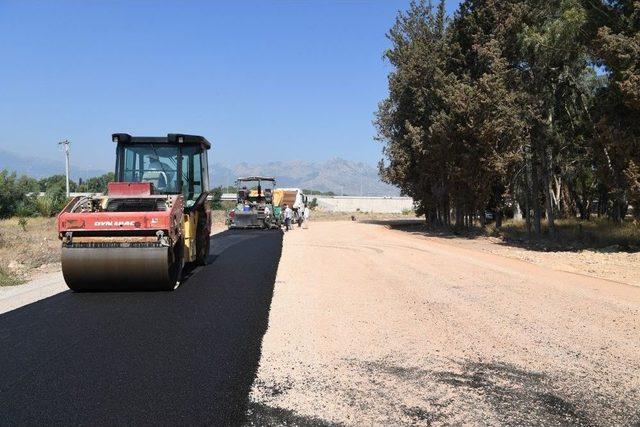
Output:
57 133 212 291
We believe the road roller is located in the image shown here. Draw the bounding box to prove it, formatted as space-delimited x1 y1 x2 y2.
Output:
57 133 212 291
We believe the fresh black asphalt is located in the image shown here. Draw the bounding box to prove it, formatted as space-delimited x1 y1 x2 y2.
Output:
0 229 283 426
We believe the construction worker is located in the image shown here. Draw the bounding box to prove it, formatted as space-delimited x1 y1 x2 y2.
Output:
283 204 293 231
146 155 169 190
303 205 310 229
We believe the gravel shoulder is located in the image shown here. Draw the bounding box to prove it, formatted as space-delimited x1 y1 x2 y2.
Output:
250 221 640 425
417 230 640 288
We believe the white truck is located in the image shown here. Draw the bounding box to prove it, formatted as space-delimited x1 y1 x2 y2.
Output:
273 188 308 224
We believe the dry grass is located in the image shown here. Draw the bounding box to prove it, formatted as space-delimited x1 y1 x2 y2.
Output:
488 218 640 251
211 210 228 224
0 217 60 286
0 267 23 287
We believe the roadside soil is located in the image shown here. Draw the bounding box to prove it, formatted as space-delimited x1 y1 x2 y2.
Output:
0 217 59 285
310 210 415 222
249 221 640 425
389 222 640 288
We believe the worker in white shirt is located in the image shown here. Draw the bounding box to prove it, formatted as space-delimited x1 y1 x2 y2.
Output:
303 205 310 229
283 204 293 231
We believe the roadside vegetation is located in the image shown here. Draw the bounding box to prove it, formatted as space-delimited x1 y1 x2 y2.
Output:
309 211 415 222
0 170 114 219
0 267 23 287
489 218 640 251
0 217 59 286
376 0 640 239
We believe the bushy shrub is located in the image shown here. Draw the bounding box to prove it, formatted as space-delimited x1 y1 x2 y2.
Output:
0 169 73 218
35 195 56 217
0 267 22 287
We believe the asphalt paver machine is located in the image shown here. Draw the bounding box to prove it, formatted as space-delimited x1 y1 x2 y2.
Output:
57 133 212 291
227 176 280 229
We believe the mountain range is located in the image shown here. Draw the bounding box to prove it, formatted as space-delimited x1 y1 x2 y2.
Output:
210 158 399 196
0 149 399 196
0 149 107 181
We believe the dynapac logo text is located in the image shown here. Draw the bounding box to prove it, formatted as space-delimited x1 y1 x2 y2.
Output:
94 221 135 226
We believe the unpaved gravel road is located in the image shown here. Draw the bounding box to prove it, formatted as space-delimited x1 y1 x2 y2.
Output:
248 221 640 426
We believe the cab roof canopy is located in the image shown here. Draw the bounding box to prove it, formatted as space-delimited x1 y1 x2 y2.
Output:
111 133 211 149
237 176 276 182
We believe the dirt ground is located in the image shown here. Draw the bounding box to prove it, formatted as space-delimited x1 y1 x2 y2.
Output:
249 221 640 425
309 211 415 222
387 222 640 288
0 217 60 285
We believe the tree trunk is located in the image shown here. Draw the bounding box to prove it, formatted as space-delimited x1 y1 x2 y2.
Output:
531 152 542 235
524 186 532 237
444 196 450 226
513 201 523 220
544 107 557 238
552 175 562 215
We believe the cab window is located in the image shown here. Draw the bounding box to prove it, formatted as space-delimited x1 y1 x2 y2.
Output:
181 146 203 201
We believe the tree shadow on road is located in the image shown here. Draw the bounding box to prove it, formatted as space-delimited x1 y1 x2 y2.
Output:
0 229 283 426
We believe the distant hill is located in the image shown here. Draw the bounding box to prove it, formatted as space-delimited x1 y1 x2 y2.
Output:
0 149 399 196
0 149 106 180
210 158 399 196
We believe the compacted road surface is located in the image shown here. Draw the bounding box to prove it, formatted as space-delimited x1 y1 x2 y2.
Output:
0 229 283 425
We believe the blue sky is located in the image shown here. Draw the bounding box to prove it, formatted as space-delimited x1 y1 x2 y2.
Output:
0 1 460 171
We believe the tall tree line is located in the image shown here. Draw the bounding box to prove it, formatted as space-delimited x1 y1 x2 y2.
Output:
375 0 639 235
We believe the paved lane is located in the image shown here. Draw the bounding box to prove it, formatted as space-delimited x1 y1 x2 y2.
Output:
0 229 283 426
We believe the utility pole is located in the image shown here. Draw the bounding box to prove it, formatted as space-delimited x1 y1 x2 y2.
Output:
58 140 71 197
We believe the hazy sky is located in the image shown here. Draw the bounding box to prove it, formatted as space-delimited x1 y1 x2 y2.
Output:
0 1 461 171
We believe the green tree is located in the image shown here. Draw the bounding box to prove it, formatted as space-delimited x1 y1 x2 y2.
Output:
584 0 640 221
377 0 640 234
209 186 223 210
375 0 450 224
0 170 24 218
38 174 77 193
77 172 114 193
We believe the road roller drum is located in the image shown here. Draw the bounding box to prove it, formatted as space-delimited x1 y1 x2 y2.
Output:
61 245 182 291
